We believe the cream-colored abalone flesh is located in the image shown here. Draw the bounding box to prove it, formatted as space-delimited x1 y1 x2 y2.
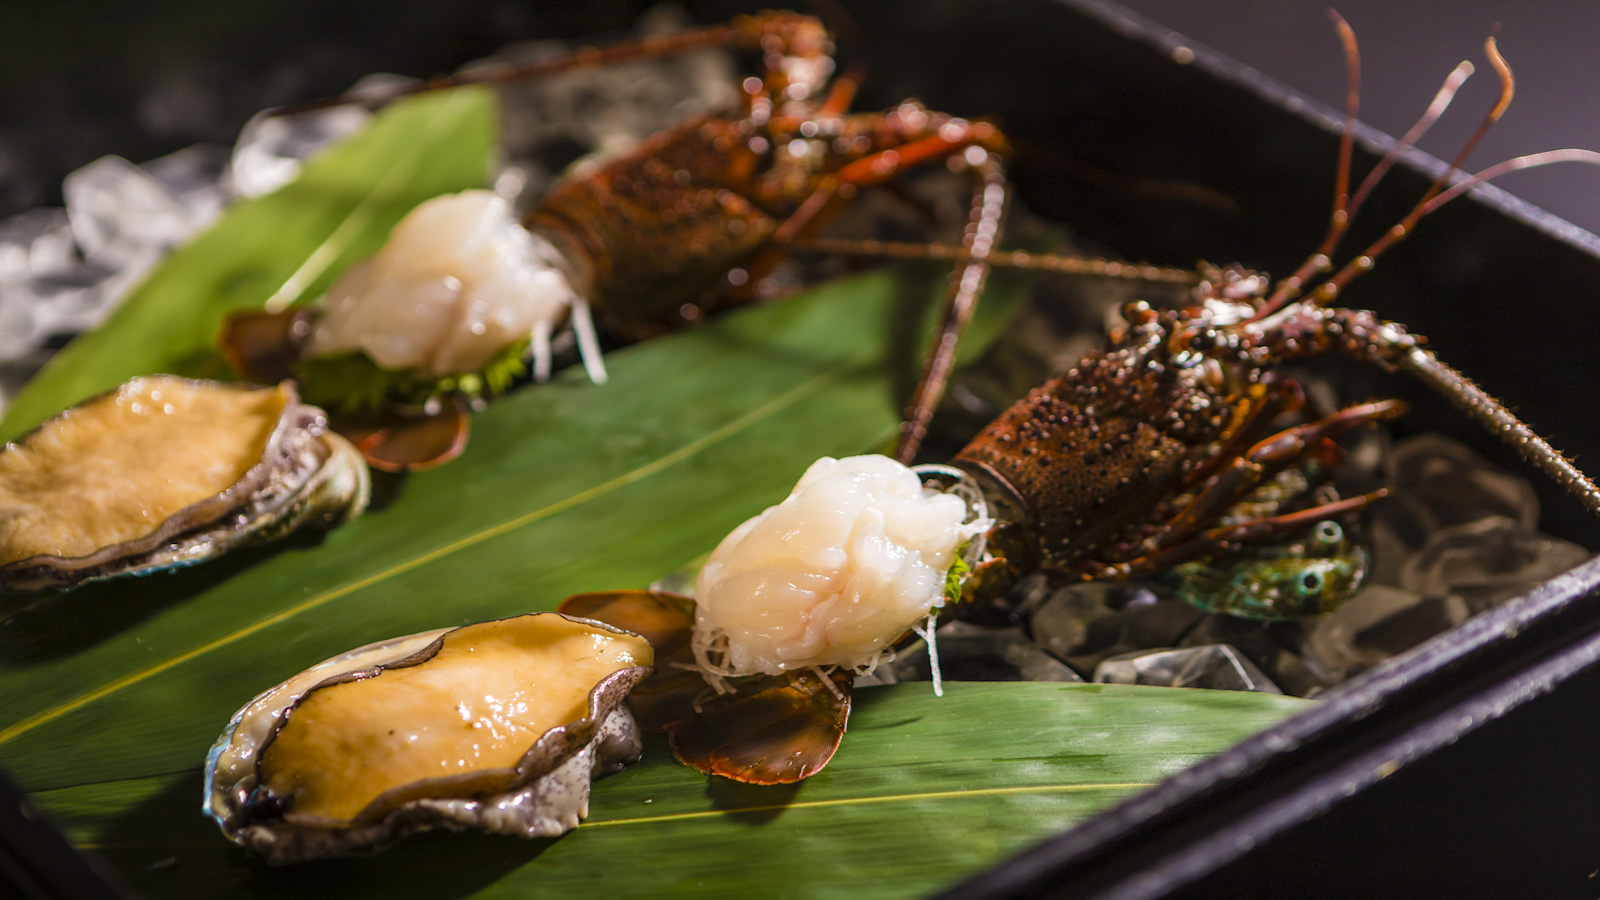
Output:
0 375 369 592
205 613 653 864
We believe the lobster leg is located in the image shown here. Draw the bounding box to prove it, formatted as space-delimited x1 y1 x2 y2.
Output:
896 157 1008 463
1146 398 1405 552
742 120 1011 463
817 68 862 117
750 121 1010 266
1094 488 1389 581
1177 378 1301 489
1255 303 1600 516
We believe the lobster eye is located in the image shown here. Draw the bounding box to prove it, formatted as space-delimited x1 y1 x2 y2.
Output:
1314 521 1343 545
1296 569 1324 596
1186 331 1214 352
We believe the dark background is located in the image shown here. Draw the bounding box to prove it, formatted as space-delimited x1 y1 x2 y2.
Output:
1114 0 1600 238
4 3 1600 897
6 1 1600 234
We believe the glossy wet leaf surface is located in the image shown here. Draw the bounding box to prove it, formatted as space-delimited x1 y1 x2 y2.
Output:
0 268 915 778
0 86 1310 897
0 87 498 442
0 272 1310 894
35 684 1305 899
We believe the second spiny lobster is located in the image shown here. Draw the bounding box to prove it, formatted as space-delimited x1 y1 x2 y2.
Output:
221 11 1029 471
560 16 1600 785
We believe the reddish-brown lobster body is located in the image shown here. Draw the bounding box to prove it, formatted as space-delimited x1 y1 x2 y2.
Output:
559 16 1600 788
952 274 1413 602
529 102 1004 343
224 11 1010 470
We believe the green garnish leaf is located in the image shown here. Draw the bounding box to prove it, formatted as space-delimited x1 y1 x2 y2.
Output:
944 547 973 605
294 338 532 416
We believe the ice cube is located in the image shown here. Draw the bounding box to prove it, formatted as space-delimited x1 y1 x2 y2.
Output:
1030 582 1202 674
1379 434 1539 543
1303 585 1471 681
0 293 40 361
0 208 76 282
1399 515 1590 613
142 144 230 229
893 624 1084 683
1177 613 1330 697
230 102 370 198
64 156 195 268
1093 644 1283 693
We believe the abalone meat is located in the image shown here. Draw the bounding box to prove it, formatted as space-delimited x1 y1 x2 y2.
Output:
204 612 653 863
0 375 369 592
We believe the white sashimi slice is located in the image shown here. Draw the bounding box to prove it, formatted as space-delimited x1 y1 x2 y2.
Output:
692 455 988 683
307 190 598 380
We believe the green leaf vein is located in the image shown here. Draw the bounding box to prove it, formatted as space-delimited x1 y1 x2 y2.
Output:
0 357 862 748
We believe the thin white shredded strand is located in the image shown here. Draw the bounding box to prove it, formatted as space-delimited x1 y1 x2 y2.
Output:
530 319 553 382
911 613 944 698
854 649 892 679
691 686 718 714
691 628 738 695
809 665 846 702
702 671 733 697
570 297 609 384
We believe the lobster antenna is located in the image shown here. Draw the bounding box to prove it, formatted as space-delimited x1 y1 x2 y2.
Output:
1256 19 1476 318
1324 9 1361 242
263 13 827 118
1421 148 1600 213
788 237 1200 285
1322 148 1600 301
1256 9 1362 315
1346 60 1475 218
1253 58 1474 318
1404 348 1600 515
1313 34 1514 303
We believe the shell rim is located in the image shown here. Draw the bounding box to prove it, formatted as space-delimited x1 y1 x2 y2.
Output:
206 612 653 835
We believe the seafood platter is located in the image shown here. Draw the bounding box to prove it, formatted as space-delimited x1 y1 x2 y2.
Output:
1 1 1599 897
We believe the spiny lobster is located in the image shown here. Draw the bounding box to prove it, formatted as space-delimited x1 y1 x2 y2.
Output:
561 15 1600 784
222 11 1053 471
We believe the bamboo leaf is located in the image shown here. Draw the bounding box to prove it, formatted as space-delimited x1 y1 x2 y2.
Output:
0 87 498 442
34 684 1306 898
0 272 916 788
0 270 1301 894
0 86 1298 898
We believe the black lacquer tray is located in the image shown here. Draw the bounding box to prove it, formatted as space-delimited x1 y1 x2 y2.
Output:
3 1 1597 896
